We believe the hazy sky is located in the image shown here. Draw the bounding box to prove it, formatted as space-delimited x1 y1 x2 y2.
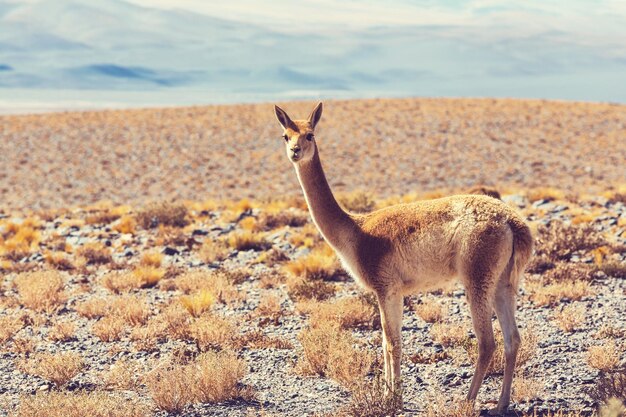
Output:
2 0 625 110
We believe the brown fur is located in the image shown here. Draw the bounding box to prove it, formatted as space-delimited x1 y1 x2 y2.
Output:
274 103 533 415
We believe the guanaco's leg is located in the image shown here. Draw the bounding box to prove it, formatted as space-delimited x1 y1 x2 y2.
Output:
378 292 404 394
466 288 496 402
491 281 521 415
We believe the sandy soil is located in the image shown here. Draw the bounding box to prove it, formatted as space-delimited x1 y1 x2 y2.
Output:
0 98 624 211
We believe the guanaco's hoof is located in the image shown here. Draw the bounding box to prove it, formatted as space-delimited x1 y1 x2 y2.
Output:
486 406 509 416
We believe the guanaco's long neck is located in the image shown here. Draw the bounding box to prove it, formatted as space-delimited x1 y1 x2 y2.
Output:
294 146 356 251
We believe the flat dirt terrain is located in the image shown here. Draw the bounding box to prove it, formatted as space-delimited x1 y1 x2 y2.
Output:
0 98 624 417
0 98 624 211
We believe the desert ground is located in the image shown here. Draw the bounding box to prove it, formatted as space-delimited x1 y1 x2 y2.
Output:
0 98 624 417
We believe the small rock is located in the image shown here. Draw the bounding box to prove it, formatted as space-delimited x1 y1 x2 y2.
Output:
163 247 179 256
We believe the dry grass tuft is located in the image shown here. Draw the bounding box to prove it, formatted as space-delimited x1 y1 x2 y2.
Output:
533 221 605 263
136 202 189 229
587 342 621 371
286 275 336 301
112 215 137 234
338 190 377 213
513 376 543 402
44 251 75 271
140 251 164 267
413 299 445 323
174 270 242 305
14 271 66 313
298 321 372 387
102 359 141 390
0 315 24 344
193 350 248 403
299 296 375 330
21 352 83 387
101 271 141 294
255 293 282 321
145 350 248 412
77 242 113 265
257 209 309 231
423 392 478 417
226 230 271 251
92 316 126 342
190 314 237 351
47 321 76 342
132 265 166 288
340 373 403 417
75 297 109 319
180 290 215 317
198 239 230 263
430 322 469 347
526 279 593 306
554 304 585 332
15 391 150 417
285 246 345 282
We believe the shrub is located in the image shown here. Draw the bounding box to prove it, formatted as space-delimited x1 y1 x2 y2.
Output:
423 393 477 417
132 265 165 288
77 243 113 265
413 299 445 323
257 210 309 230
145 364 193 413
15 391 150 417
21 352 83 387
14 271 66 313
102 359 141 391
534 221 605 263
190 314 237 351
174 270 241 305
140 251 163 267
198 239 230 263
285 246 346 282
180 290 215 317
587 342 621 371
298 321 372 387
44 251 75 271
338 190 377 213
145 351 248 412
136 202 189 229
193 350 248 403
340 372 403 417
286 275 336 301
92 316 125 342
47 321 76 342
513 376 543 402
0 315 24 344
75 298 109 319
543 262 595 283
226 231 271 251
554 304 585 332
526 279 592 306
301 296 375 330
431 323 469 348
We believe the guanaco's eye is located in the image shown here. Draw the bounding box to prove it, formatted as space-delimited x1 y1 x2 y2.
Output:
305 133 314 141
283 134 289 142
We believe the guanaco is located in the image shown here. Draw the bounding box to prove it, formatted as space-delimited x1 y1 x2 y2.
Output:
274 102 533 415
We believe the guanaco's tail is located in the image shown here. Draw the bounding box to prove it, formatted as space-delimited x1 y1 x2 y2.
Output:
508 217 534 289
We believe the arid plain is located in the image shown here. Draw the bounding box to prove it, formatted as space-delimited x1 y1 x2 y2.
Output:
0 98 624 417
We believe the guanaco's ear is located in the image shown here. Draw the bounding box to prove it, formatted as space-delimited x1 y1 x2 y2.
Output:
274 105 296 130
308 102 323 129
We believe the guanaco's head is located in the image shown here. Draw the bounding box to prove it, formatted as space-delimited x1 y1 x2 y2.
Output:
274 102 323 164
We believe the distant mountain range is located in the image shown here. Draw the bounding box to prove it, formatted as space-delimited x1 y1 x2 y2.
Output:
0 0 625 111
